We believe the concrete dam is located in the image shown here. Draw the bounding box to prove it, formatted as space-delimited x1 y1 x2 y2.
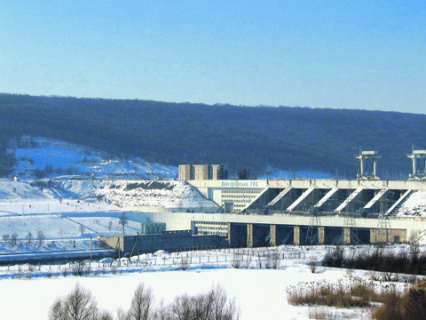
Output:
142 178 426 248
117 152 426 250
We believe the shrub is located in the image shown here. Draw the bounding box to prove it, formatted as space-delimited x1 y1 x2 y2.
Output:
309 256 318 273
180 257 190 271
169 285 240 320
71 261 91 277
124 283 154 320
231 253 241 269
287 279 377 308
322 246 344 268
323 245 426 275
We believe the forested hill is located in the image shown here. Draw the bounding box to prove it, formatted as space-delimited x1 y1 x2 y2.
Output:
1 93 425 178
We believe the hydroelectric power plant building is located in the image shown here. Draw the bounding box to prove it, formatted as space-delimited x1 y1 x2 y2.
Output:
155 151 425 247
111 151 426 252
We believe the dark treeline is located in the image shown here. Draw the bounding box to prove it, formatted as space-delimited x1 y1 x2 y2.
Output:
1 93 425 178
323 245 426 276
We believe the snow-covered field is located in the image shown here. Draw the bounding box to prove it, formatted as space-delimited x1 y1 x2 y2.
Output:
0 268 348 320
0 245 395 320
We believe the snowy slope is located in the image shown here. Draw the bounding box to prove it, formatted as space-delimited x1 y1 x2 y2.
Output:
50 179 219 211
8 136 178 179
0 176 219 213
0 180 50 200
396 191 426 217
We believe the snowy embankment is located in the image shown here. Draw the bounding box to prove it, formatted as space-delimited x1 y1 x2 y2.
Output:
396 191 426 217
0 179 49 200
50 179 219 211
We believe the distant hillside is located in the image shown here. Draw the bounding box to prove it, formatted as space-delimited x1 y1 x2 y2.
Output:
1 93 425 178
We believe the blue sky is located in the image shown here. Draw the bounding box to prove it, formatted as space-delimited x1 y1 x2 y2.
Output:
1 1 425 113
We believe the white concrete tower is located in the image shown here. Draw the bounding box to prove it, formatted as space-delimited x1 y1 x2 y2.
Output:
407 150 426 180
356 150 381 180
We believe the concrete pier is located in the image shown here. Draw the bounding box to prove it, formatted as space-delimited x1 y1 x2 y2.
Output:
293 226 300 245
318 227 325 244
343 228 351 245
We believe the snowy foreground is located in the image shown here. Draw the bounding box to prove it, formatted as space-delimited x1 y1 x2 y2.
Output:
0 268 353 320
2 244 424 320
0 246 383 320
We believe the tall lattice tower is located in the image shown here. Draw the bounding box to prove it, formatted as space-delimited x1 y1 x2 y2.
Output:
305 207 321 244
343 211 359 244
377 214 391 243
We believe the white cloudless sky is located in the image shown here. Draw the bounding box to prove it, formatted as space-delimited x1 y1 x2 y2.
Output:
0 1 425 113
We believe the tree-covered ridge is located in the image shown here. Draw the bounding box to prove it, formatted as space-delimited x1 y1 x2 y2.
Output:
0 93 425 178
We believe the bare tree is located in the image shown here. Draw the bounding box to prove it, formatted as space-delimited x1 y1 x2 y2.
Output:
154 300 171 320
169 285 240 320
119 213 128 236
26 232 32 245
231 251 241 269
48 283 112 320
49 283 240 320
409 239 420 264
180 257 190 271
2 234 9 243
98 311 114 320
49 299 65 320
10 233 17 245
37 230 45 246
71 261 91 277
264 249 279 269
127 283 154 320
170 294 193 320
202 285 240 320
308 255 318 273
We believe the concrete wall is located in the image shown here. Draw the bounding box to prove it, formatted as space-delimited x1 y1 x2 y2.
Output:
147 212 426 244
189 178 426 191
187 179 426 216
100 231 229 254
370 228 407 243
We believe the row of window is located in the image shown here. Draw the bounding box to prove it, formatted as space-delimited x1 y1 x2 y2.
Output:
194 222 228 235
222 190 259 194
222 195 256 200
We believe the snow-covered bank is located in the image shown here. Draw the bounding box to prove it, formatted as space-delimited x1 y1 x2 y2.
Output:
50 179 219 212
0 180 49 200
0 177 219 213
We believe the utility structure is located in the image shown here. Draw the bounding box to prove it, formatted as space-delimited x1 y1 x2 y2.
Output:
376 214 391 244
407 150 426 180
343 211 359 244
356 150 381 180
305 206 321 244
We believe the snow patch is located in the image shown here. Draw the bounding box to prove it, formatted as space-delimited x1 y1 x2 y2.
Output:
396 191 426 217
